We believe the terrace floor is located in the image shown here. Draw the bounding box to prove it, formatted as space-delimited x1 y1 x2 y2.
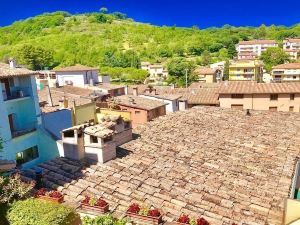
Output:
22 107 300 225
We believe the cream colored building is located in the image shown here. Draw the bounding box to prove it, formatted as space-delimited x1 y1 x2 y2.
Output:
236 40 278 60
283 38 300 60
219 82 300 112
229 60 264 81
272 63 300 82
194 67 219 83
141 62 168 81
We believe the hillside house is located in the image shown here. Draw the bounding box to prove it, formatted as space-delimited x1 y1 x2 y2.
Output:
272 62 300 82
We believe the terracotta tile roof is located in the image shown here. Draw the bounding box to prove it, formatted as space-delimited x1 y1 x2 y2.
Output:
219 81 300 94
114 95 168 111
22 107 300 224
238 40 277 45
94 83 125 91
189 82 220 89
0 63 37 78
284 38 300 43
54 64 98 72
194 67 216 75
84 124 115 138
140 93 183 101
272 62 300 70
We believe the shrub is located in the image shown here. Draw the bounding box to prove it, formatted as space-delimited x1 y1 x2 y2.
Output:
0 173 35 204
48 190 63 199
81 196 108 207
7 198 77 225
82 214 127 225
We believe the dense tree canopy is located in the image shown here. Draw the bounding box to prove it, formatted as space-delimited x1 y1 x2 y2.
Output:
260 47 291 72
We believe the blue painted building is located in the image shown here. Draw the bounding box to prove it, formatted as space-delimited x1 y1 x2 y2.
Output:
0 61 59 169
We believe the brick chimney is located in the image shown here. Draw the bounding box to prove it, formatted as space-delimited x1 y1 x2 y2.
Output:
9 58 16 69
133 87 138 96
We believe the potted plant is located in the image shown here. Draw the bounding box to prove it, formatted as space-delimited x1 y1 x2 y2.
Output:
35 188 64 203
80 196 109 214
126 203 163 225
176 215 209 225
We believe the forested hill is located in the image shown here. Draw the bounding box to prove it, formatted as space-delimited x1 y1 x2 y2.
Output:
0 11 300 71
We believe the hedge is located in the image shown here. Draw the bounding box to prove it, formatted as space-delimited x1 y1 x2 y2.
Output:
7 198 78 225
82 214 127 225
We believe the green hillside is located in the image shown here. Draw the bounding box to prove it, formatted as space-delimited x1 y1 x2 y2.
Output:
0 11 300 83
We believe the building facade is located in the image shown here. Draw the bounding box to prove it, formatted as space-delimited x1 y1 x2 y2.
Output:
272 63 300 82
229 60 264 81
141 62 168 81
236 40 278 60
54 65 99 87
219 82 300 112
0 62 59 169
283 38 300 60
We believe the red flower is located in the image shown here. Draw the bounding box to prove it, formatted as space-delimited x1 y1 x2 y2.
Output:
96 198 108 207
48 190 63 199
36 188 46 196
127 203 140 214
81 196 90 205
197 218 209 225
148 209 161 218
178 215 190 224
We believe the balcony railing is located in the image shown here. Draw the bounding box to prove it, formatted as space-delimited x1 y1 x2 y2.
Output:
11 122 37 139
2 87 31 101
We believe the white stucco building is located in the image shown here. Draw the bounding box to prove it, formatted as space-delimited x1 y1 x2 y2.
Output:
54 65 99 87
272 62 300 82
283 38 300 60
141 62 168 81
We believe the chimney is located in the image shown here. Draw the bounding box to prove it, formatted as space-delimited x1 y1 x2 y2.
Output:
246 109 251 116
46 85 54 107
153 88 157 95
171 84 175 90
133 87 138 96
125 85 129 95
9 58 16 69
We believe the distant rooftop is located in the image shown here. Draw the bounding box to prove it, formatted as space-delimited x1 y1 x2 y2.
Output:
273 62 300 70
53 64 98 72
0 63 37 78
238 40 277 45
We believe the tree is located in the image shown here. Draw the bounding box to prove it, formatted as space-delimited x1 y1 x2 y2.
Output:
167 58 195 78
99 7 108 14
260 47 291 72
200 50 212 66
17 44 54 70
223 60 230 81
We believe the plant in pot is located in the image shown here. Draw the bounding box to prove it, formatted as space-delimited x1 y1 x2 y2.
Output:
80 196 109 214
126 203 163 225
35 188 64 203
177 215 209 225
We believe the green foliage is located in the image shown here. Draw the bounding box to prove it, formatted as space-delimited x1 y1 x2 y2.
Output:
167 58 195 77
82 214 127 225
100 7 108 14
0 173 35 204
223 60 230 81
103 49 140 68
7 198 77 225
100 67 148 81
260 47 291 72
17 44 54 70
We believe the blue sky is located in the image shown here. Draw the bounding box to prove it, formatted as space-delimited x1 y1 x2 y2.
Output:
0 0 300 28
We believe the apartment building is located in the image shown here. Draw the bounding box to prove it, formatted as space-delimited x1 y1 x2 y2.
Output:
219 81 300 112
0 61 59 169
283 38 300 60
272 62 300 82
141 62 168 81
236 40 278 60
194 67 220 83
229 60 264 81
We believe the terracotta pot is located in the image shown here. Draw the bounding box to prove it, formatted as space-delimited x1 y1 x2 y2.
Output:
126 212 163 225
81 203 109 214
38 195 64 203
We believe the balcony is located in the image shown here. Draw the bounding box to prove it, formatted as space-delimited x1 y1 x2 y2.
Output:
2 87 31 102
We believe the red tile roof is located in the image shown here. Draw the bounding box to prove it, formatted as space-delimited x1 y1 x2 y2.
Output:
54 64 98 72
194 67 216 75
239 40 277 45
273 62 300 70
0 63 37 78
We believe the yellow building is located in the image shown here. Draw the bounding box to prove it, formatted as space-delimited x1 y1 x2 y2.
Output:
229 60 263 81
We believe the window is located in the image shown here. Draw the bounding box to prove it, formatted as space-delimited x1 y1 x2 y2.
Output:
290 94 295 100
64 130 75 138
135 111 141 114
16 146 39 166
270 94 278 101
90 135 98 143
103 136 113 143
269 107 278 112
289 106 294 112
231 94 244 99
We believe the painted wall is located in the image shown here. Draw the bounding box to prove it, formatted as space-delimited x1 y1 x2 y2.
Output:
72 102 96 125
284 199 300 225
219 93 300 112
139 95 177 113
42 109 72 140
57 70 99 87
97 109 131 121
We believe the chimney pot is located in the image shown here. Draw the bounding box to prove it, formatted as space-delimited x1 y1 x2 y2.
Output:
9 58 16 69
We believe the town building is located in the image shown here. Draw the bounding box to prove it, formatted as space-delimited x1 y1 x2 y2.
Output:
236 40 278 59
210 61 226 81
283 38 300 60
272 62 300 82
61 115 132 163
0 61 59 169
219 81 300 112
89 83 125 97
54 64 99 87
194 67 220 83
113 90 167 128
141 62 168 81
36 70 57 90
229 60 264 81
22 107 300 225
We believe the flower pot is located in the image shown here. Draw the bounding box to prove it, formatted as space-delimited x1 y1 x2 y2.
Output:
80 203 109 214
126 212 163 225
37 195 64 203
